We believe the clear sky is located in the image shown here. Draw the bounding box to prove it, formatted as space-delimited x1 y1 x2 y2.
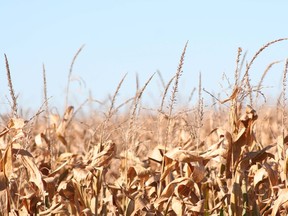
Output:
1 1 288 112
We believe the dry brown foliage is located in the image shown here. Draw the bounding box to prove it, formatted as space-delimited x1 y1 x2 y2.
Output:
1 39 288 215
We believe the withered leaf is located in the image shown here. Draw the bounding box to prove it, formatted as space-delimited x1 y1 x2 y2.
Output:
271 189 288 216
21 153 45 195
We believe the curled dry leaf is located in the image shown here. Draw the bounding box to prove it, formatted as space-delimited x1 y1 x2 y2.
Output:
201 128 232 159
230 105 258 171
236 145 274 171
239 105 258 128
271 188 288 216
20 153 45 195
161 147 206 181
127 165 151 186
90 141 116 167
154 177 194 210
201 128 233 178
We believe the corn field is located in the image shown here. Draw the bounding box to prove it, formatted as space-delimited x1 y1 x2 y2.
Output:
1 39 288 215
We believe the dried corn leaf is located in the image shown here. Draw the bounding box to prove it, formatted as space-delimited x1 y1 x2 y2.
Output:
35 133 50 149
18 205 30 216
127 165 151 185
200 140 227 159
191 163 206 183
8 118 26 142
21 153 45 195
146 185 157 198
48 160 69 177
160 148 206 181
1 144 13 180
155 177 194 209
38 203 67 215
8 118 25 130
232 127 249 167
276 135 284 161
283 146 288 189
56 106 74 137
49 113 60 126
231 106 258 169
145 174 160 187
208 195 228 214
203 128 233 178
58 180 75 201
148 147 164 163
271 189 288 216
34 133 43 147
253 167 267 187
127 194 149 216
0 172 8 215
72 167 90 185
57 134 68 146
187 199 205 213
171 196 184 215
240 105 258 127
216 128 233 179
237 145 274 171
0 172 8 191
57 152 75 163
128 165 151 179
43 177 57 200
90 141 115 167
263 162 278 187
231 181 243 216
160 159 177 181
165 147 204 163
13 211 21 216
80 208 93 216
174 182 195 199
0 127 9 138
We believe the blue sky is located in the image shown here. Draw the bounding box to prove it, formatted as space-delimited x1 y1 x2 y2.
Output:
1 1 288 112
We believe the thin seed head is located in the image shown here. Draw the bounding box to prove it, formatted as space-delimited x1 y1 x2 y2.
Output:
4 54 18 117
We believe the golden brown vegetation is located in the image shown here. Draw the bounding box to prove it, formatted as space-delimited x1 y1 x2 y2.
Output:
1 39 288 215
